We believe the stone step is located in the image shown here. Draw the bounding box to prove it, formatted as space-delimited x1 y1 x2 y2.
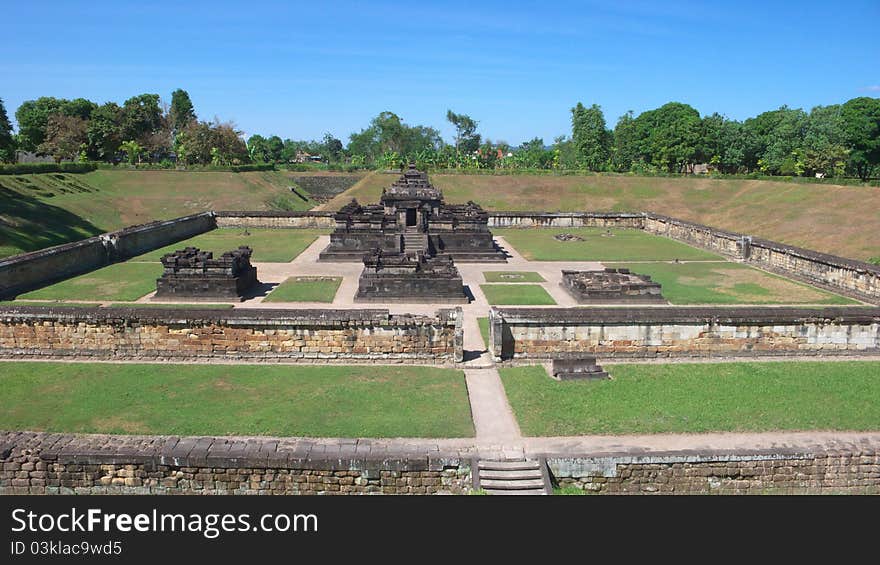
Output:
478 460 541 471
483 488 547 496
480 478 547 490
479 469 543 481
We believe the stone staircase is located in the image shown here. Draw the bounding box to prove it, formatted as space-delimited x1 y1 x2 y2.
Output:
475 459 551 495
402 231 428 255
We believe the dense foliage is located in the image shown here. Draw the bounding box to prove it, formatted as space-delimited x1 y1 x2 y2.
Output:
4 90 879 180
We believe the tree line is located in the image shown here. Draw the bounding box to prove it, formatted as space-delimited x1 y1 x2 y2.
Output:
0 92 877 180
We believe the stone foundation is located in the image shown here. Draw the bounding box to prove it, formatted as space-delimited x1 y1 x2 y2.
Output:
549 450 880 494
0 306 463 363
0 433 471 495
154 246 259 301
489 306 880 360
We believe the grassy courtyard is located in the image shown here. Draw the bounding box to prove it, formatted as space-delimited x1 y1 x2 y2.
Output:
0 362 474 438
18 262 163 302
482 271 546 283
264 276 342 303
606 261 857 305
495 227 720 261
500 362 880 436
480 284 556 305
134 228 327 263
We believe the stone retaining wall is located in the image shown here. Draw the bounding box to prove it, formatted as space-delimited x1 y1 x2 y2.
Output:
3 432 877 495
643 213 880 302
487 211 645 229
489 307 880 360
0 213 216 299
0 306 463 363
214 211 336 229
549 448 880 494
0 433 471 495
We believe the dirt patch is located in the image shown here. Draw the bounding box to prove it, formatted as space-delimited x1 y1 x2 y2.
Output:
90 415 150 434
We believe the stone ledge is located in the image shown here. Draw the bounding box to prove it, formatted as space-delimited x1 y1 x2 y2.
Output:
494 306 880 325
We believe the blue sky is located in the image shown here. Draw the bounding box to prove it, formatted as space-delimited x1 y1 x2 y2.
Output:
2 1 878 145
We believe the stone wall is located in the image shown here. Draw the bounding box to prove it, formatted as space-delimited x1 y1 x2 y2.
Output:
0 433 471 495
643 213 880 303
549 448 880 494
0 306 463 363
215 211 336 229
643 213 747 258
488 211 645 229
489 306 880 360
0 212 216 299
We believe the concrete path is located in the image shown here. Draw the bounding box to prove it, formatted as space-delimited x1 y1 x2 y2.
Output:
464 369 521 443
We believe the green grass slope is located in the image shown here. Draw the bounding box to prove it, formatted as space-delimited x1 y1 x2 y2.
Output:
326 173 880 260
0 170 319 258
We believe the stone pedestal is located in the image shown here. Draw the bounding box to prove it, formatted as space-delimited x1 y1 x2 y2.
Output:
154 246 259 302
354 250 469 304
561 268 667 304
551 356 609 381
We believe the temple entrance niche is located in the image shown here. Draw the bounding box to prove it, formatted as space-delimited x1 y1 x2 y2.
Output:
405 208 417 228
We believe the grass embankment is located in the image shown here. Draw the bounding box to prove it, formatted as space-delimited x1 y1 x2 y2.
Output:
0 363 474 438
0 170 325 258
264 277 342 303
501 362 880 435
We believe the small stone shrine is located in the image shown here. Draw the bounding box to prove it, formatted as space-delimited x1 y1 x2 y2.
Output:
354 249 468 303
561 268 667 304
154 246 259 301
551 356 610 381
319 164 506 262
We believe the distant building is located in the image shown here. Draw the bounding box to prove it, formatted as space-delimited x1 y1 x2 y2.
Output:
294 151 324 164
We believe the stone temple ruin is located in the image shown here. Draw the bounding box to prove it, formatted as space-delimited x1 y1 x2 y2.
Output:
561 268 667 304
319 164 506 262
154 246 259 301
354 250 468 303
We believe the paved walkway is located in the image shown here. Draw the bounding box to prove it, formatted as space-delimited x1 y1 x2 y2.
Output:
465 369 521 442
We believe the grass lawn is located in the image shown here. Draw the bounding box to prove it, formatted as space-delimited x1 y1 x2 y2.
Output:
1 301 103 308
501 362 880 436
482 271 546 283
607 261 857 305
477 317 490 349
264 276 342 303
0 362 474 438
496 228 720 261
480 284 556 305
18 262 162 302
134 228 326 263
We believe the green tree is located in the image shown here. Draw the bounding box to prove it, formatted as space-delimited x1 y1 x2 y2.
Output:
634 102 702 172
267 135 284 162
611 111 639 171
840 97 880 181
348 112 441 164
743 106 808 175
119 140 144 165
571 102 610 170
37 114 88 162
321 133 343 162
86 102 123 160
446 110 481 153
120 94 162 148
0 97 15 163
15 97 67 151
247 134 269 162
169 89 196 132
